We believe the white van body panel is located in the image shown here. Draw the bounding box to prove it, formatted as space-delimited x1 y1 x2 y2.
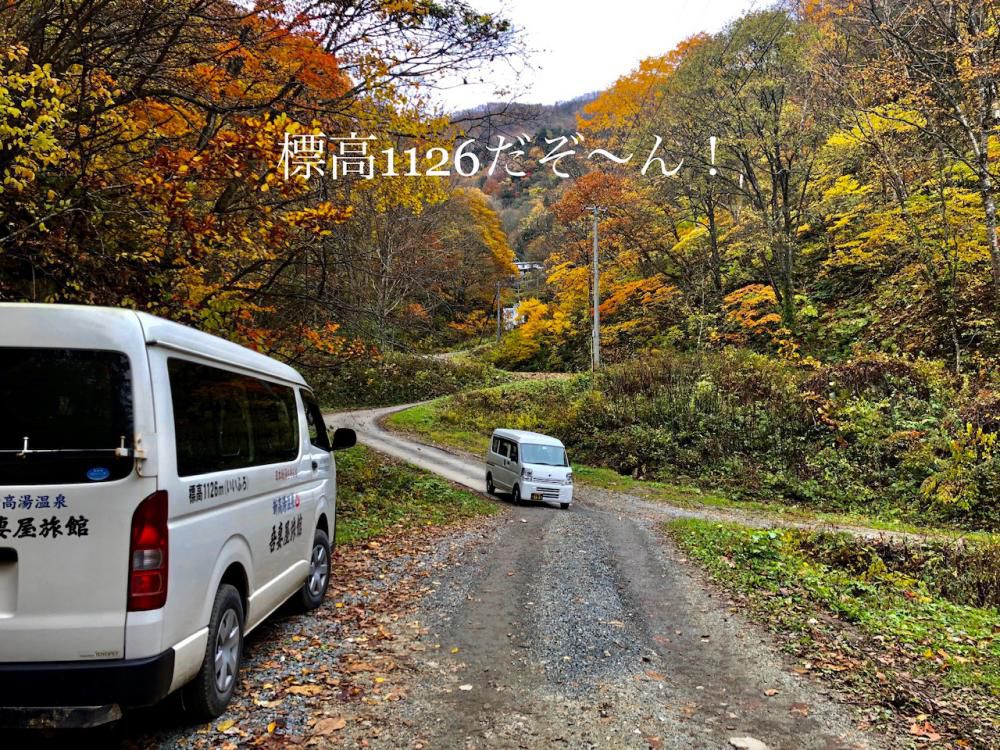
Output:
168 627 210 693
0 303 339 713
486 429 573 506
0 305 157 662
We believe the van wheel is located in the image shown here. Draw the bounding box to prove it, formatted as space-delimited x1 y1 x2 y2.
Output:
298 528 331 611
560 502 570 510
486 473 496 495
185 584 244 720
512 484 522 505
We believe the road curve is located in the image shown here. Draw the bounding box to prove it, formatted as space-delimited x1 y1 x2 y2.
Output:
329 403 490 493
326 403 927 543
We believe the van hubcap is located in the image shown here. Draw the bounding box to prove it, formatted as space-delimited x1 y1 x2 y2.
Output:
214 609 240 694
308 544 328 597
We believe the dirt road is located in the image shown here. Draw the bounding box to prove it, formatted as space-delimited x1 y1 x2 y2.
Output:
327 405 884 749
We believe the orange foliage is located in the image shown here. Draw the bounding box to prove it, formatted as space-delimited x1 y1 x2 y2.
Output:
578 35 707 135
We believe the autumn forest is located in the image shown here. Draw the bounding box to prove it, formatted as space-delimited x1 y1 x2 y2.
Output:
3 0 1000 529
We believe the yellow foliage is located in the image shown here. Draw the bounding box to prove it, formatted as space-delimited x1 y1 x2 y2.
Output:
0 42 70 194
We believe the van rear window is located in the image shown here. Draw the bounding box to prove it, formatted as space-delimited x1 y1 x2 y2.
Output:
0 348 134 486
168 359 300 477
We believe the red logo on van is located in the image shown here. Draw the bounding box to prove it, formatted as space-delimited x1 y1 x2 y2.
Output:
294 494 301 509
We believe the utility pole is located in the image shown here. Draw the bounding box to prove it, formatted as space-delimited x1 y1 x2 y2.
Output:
585 205 605 370
496 279 502 342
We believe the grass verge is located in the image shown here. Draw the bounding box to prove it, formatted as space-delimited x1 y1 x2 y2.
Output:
334 444 498 545
668 518 1000 746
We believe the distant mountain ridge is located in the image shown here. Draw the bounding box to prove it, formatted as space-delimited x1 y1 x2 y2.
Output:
453 92 599 137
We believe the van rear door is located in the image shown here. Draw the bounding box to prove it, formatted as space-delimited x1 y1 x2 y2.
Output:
0 311 157 663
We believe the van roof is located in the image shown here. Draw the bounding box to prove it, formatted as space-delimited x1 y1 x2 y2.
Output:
492 428 565 447
0 303 306 387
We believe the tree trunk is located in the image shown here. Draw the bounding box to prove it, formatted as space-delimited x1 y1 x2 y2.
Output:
706 199 723 304
778 236 796 330
978 162 1000 304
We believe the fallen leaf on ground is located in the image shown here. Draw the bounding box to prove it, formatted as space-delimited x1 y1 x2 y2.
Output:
764 689 779 697
729 737 771 750
216 719 236 732
253 697 283 708
910 721 942 741
286 684 324 696
458 684 473 691
314 717 347 735
344 662 376 673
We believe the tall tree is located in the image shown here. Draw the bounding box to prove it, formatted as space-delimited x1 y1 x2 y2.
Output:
839 0 1000 302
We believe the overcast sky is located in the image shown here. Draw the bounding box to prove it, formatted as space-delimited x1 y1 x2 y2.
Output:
434 0 763 111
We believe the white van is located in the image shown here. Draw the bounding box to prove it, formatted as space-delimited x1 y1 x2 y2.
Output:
0 304 355 726
485 429 573 509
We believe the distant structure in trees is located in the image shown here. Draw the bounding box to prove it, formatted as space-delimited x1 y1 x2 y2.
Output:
513 261 544 274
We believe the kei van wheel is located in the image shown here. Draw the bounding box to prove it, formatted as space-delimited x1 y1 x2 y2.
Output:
512 484 522 505
184 583 244 720
298 528 331 611
486 473 496 495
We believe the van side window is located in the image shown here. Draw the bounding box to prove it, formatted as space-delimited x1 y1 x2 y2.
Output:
508 442 518 463
300 390 331 451
247 379 299 465
492 436 501 454
168 359 300 476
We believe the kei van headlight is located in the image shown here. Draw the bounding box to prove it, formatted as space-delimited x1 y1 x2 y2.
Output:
522 467 533 479
565 471 573 485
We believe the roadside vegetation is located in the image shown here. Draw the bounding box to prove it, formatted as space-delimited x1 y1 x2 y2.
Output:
668 519 1000 746
312 352 511 409
333 445 498 545
389 349 1000 533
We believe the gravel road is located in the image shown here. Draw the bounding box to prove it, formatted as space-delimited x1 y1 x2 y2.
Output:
325 404 887 749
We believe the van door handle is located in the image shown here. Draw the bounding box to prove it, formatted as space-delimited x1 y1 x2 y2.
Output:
311 461 318 471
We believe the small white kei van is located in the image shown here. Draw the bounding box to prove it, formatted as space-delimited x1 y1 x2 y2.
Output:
485 429 573 509
0 304 356 726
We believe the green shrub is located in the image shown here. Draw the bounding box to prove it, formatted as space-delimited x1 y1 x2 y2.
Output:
422 350 1000 530
309 352 512 408
333 445 497 544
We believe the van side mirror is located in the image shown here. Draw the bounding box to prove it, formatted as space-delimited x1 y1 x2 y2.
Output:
330 427 356 451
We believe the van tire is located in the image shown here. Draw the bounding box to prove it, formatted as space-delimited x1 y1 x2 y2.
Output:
512 484 522 505
486 473 495 495
184 584 244 720
298 528 331 611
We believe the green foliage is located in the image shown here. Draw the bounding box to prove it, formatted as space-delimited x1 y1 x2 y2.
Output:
921 424 998 513
669 519 1000 696
310 352 513 408
332 445 497 545
393 351 1000 531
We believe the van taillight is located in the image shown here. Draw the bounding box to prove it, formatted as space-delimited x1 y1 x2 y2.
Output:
128 491 168 611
